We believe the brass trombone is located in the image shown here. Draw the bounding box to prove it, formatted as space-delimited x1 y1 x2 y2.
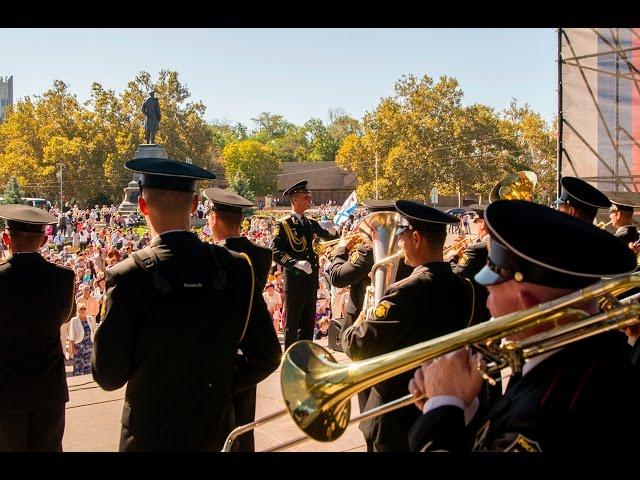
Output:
222 274 640 450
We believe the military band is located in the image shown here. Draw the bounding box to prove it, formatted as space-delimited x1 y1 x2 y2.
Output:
6 165 640 454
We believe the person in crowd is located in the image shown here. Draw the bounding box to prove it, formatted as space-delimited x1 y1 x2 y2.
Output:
263 282 283 333
0 205 74 451
76 284 99 319
68 302 97 376
91 157 280 452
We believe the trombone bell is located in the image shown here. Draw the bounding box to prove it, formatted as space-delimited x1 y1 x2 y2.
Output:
281 341 351 442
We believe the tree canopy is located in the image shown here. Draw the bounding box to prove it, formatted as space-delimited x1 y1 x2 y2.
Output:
0 70 556 206
336 74 556 203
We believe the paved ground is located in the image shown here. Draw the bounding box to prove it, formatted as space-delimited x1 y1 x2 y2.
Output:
63 336 367 452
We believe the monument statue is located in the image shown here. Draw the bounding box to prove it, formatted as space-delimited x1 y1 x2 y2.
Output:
142 90 161 144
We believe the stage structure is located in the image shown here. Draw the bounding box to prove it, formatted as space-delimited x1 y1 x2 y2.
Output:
559 28 640 198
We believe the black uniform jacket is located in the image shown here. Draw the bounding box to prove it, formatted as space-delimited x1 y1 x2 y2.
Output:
91 231 281 451
0 253 74 411
219 236 272 291
409 333 640 452
343 262 475 451
453 239 491 324
271 214 336 292
329 243 414 344
615 225 640 245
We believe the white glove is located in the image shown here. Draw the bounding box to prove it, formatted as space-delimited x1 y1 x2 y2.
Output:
326 224 338 236
294 260 313 274
337 237 350 249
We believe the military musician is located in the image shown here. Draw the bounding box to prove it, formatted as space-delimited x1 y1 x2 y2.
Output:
408 200 640 452
608 199 639 245
203 187 274 453
0 205 74 451
328 199 413 451
92 158 281 451
270 180 337 350
554 176 611 223
342 200 475 451
448 204 491 325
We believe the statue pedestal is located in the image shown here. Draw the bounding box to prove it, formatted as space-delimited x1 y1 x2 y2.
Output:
118 144 169 216
134 144 169 160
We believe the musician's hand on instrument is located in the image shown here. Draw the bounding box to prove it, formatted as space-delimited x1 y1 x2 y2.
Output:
445 251 459 263
337 237 351 249
409 367 427 411
422 348 484 407
629 242 640 255
353 310 366 327
294 260 312 274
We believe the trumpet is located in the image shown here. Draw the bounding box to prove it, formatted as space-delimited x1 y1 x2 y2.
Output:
597 220 612 229
221 273 640 450
312 233 360 256
444 237 471 256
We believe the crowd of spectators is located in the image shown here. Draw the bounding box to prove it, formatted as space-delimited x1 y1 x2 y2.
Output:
0 198 367 364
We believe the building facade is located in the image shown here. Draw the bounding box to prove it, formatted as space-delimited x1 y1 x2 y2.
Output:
0 76 13 122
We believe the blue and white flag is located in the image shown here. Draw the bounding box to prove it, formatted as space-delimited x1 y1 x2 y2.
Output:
333 191 358 226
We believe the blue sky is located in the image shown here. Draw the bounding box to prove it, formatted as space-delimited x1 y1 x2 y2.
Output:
1 28 557 129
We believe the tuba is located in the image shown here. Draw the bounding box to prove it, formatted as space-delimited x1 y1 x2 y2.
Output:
357 211 403 319
489 171 538 203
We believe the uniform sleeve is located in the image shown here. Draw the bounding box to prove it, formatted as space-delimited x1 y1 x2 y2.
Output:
341 282 413 361
409 406 467 452
312 220 338 241
270 221 297 269
233 260 282 394
328 246 371 288
91 268 136 391
61 270 76 325
453 245 484 280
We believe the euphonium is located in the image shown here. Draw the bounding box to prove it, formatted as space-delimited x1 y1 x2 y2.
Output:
357 211 403 315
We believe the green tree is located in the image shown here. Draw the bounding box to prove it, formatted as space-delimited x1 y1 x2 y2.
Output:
2 176 25 204
500 100 557 202
0 71 217 206
222 140 280 198
229 171 257 201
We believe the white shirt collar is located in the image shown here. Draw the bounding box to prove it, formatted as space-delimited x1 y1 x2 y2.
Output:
480 234 490 243
291 211 306 222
